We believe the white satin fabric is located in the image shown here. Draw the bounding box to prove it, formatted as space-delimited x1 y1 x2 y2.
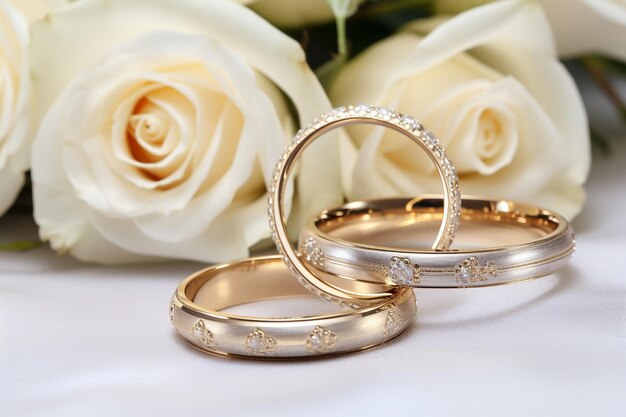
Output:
1 121 625 417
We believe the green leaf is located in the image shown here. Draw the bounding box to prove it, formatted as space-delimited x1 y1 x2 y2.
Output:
357 0 435 17
0 240 42 252
590 129 612 156
595 56 626 77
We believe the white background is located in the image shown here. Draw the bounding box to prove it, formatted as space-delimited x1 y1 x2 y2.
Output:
1 89 625 416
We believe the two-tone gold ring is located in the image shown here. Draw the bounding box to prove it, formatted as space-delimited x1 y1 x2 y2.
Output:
298 196 575 289
170 256 415 359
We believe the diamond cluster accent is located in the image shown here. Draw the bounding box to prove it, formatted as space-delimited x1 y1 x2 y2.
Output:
267 105 461 306
301 237 325 268
169 301 175 326
191 320 216 347
382 257 421 285
454 256 498 285
245 328 278 355
184 318 416 354
305 326 337 353
187 322 344 355
383 304 405 336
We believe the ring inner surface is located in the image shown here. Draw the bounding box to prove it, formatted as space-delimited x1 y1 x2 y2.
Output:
185 259 349 313
315 198 560 249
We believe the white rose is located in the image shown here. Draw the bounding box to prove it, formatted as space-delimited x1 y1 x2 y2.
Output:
7 0 47 20
539 0 626 60
0 0 79 217
0 0 31 216
332 0 590 219
436 0 626 60
30 0 341 263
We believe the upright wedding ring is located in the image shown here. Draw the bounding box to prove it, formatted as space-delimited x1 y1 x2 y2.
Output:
268 105 461 304
170 255 416 360
299 196 575 288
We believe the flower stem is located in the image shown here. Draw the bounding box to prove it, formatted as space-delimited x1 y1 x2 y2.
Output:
336 14 348 59
583 57 626 122
315 12 350 88
0 240 42 252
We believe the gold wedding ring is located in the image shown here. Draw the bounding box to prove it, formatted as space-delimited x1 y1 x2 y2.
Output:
268 105 461 304
170 255 416 360
298 196 575 289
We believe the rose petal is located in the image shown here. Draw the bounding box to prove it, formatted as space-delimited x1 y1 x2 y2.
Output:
30 0 341 219
0 0 30 215
542 0 626 60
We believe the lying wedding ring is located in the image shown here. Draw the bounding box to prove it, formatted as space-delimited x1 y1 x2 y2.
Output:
170 255 416 360
299 196 575 289
268 105 460 304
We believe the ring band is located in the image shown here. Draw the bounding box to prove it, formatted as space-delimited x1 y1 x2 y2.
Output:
298 196 575 289
268 105 461 304
170 255 416 360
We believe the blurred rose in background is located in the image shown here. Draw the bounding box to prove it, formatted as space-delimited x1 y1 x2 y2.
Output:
28 0 341 263
0 1 32 215
332 1 590 219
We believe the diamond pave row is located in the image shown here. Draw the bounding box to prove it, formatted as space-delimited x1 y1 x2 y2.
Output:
267 105 461 305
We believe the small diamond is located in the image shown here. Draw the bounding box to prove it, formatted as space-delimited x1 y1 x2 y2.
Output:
191 320 215 347
248 336 261 350
402 115 416 127
382 257 420 285
378 107 392 120
306 326 337 353
454 257 498 285
303 237 316 252
421 131 438 145
384 304 404 336
301 237 325 267
332 106 346 115
458 265 472 281
169 301 175 326
245 328 277 355
355 104 370 114
388 260 413 284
